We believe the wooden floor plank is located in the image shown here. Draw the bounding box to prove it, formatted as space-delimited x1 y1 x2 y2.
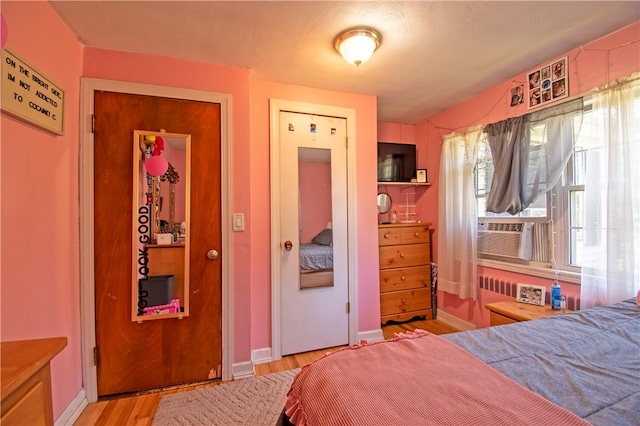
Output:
73 319 459 426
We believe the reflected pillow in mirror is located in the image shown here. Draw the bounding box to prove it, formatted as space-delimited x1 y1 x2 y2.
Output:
312 229 333 246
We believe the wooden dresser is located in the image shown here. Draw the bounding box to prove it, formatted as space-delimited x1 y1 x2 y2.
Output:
1 337 67 425
378 223 432 324
485 300 571 326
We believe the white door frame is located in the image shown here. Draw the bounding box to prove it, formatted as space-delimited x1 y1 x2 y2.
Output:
270 99 358 360
79 78 233 402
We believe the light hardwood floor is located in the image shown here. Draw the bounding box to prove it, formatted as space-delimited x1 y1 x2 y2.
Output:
73 319 459 425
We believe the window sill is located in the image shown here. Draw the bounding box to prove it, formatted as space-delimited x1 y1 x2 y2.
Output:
478 258 582 285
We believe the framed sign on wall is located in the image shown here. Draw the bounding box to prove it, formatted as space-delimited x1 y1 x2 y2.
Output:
1 48 65 135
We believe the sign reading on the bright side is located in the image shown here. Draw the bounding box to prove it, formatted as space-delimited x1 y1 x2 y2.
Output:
2 48 65 135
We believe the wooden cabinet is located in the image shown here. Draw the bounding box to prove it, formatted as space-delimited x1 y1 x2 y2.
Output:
146 243 186 300
1 337 67 426
485 300 572 326
379 223 432 324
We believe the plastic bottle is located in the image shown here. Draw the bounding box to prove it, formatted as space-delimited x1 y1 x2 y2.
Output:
551 280 561 310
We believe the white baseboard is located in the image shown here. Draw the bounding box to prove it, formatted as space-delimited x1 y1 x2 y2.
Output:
55 388 88 426
437 310 476 331
251 347 273 366
232 361 255 380
357 328 384 343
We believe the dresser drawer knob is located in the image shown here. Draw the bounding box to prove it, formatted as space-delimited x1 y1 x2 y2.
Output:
401 275 406 281
414 232 419 237
399 253 405 259
384 233 390 239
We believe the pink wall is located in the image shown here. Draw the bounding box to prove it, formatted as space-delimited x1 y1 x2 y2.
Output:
1 2 83 419
417 21 640 328
248 79 379 349
81 48 254 363
299 162 332 243
84 44 381 358
2 5 380 416
3 2 636 418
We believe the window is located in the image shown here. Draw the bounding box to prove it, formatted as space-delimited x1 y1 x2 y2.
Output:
475 105 587 273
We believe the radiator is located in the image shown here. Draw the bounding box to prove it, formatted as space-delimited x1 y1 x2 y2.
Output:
478 274 580 310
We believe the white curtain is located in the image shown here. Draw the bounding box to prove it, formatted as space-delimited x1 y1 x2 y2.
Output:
438 126 484 300
581 73 640 308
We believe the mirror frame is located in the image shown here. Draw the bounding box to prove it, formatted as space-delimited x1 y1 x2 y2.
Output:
131 130 191 322
377 192 392 214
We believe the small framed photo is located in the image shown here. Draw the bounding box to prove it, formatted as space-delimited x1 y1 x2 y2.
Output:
416 169 427 183
516 283 546 306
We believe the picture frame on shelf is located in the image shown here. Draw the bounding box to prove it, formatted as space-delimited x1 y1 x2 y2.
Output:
416 169 427 183
516 283 546 306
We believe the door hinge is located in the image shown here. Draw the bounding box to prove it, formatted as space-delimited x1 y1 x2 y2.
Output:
91 114 95 134
345 136 348 149
346 302 350 314
93 346 98 366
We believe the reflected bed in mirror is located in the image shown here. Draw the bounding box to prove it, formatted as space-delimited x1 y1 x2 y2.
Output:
298 147 334 290
132 130 191 321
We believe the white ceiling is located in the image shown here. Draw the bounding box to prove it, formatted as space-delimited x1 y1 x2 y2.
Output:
49 1 639 124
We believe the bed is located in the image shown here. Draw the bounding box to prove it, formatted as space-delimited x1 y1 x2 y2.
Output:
278 298 640 425
299 229 334 289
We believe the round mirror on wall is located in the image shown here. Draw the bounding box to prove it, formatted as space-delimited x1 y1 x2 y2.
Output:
377 192 392 214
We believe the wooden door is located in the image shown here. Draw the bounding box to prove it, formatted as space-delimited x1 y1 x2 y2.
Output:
94 91 222 396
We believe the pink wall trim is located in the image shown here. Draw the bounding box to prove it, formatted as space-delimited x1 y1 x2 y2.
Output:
419 21 640 328
1 2 83 419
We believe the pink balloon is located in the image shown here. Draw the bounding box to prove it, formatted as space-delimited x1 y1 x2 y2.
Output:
146 155 168 176
1 14 7 49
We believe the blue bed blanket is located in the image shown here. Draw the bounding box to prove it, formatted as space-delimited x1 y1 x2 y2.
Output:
443 299 640 426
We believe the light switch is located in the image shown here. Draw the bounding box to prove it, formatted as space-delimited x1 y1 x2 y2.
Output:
233 213 245 231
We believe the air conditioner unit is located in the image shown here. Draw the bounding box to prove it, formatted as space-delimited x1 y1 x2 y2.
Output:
477 221 533 260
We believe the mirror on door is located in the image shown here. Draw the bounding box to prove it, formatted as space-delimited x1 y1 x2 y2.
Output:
131 130 191 321
298 147 334 290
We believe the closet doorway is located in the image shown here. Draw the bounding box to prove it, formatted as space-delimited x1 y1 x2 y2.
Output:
270 101 358 358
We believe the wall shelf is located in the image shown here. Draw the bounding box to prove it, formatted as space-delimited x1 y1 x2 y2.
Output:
377 182 431 188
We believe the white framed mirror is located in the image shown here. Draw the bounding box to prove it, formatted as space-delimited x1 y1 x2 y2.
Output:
131 130 191 321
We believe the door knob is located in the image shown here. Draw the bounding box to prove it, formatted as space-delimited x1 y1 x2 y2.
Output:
284 241 293 251
207 250 219 260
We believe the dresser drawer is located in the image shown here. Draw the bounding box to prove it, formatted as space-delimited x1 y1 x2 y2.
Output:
379 244 430 269
489 312 518 326
378 225 431 246
380 266 430 293
401 225 430 244
378 227 402 246
380 288 431 317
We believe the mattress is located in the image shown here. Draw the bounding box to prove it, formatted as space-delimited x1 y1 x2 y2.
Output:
442 298 640 426
279 298 639 426
299 243 333 272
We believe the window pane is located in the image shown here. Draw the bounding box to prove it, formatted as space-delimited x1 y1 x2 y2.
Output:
569 189 584 265
572 147 587 186
570 227 584 265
